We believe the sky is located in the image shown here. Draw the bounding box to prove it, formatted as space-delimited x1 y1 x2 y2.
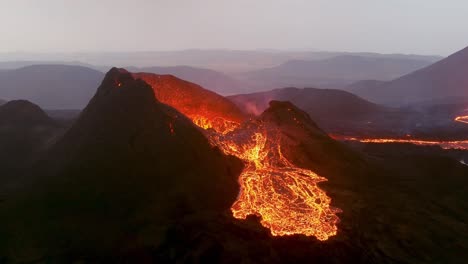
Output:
1 0 467 56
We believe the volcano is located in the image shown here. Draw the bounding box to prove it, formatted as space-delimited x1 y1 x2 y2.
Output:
0 68 242 261
2 68 467 263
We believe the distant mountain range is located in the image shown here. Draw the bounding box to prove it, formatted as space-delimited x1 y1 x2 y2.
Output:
0 65 104 109
0 50 445 105
237 55 436 90
349 45 468 105
0 50 442 73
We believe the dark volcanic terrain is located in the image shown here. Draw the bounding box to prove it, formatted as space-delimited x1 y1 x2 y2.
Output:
0 68 466 263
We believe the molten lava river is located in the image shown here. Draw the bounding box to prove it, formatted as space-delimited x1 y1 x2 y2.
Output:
188 116 340 241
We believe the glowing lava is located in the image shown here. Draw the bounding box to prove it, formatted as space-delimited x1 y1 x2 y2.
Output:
138 73 340 240
455 115 468 124
334 136 468 150
206 123 340 240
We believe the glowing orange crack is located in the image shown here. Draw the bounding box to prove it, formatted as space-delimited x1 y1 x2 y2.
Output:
333 136 468 150
455 115 468 124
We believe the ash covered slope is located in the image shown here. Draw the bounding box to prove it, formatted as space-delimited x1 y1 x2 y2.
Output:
0 68 242 261
352 45 468 105
134 72 246 125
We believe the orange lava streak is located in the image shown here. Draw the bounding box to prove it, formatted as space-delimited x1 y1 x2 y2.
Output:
335 136 468 150
207 127 340 240
191 116 240 135
455 115 468 124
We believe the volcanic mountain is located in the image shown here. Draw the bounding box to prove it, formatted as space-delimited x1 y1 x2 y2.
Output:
133 72 247 133
0 100 63 188
351 45 468 105
0 64 104 109
0 68 242 261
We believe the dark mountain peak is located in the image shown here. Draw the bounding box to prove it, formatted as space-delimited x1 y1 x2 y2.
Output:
36 66 242 218
0 99 53 126
260 100 325 135
81 68 158 118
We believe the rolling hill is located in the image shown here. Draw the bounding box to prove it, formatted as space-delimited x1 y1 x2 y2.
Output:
0 65 104 109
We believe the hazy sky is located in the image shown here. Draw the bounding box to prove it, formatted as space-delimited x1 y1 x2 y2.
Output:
1 0 467 56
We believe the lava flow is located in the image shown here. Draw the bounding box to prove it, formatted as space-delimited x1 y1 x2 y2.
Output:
334 136 468 150
206 123 340 240
455 115 468 124
139 73 340 240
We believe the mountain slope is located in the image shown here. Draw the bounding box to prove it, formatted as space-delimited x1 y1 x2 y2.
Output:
134 72 247 133
129 65 246 94
351 45 468 105
0 65 104 109
346 79 387 92
239 55 434 89
0 68 242 261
